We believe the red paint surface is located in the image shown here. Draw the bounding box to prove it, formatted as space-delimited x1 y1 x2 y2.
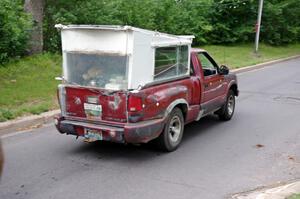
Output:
137 79 195 121
65 87 127 122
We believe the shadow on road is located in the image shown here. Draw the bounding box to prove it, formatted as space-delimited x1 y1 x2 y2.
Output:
65 115 224 161
182 115 222 142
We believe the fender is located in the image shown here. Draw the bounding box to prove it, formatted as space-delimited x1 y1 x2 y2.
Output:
225 74 239 96
164 98 189 118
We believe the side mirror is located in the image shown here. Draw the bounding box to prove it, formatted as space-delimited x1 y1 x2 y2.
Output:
219 65 229 75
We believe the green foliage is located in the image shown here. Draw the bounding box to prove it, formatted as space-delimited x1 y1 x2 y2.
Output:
262 0 300 45
43 0 300 51
209 0 257 44
43 0 214 51
0 108 14 122
0 0 32 64
287 193 300 199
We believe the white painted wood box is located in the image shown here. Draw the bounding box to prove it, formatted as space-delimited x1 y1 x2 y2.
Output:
55 24 194 90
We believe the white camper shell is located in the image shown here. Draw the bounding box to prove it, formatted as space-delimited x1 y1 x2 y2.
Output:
55 24 194 90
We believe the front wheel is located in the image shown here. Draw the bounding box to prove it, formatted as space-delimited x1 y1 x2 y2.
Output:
217 90 235 121
156 107 184 152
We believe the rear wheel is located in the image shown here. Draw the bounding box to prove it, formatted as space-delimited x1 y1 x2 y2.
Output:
156 107 184 152
217 90 235 121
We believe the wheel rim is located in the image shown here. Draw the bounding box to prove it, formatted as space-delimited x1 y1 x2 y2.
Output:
168 115 182 143
227 95 235 116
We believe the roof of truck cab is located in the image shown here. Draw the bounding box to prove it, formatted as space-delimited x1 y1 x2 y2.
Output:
191 48 206 53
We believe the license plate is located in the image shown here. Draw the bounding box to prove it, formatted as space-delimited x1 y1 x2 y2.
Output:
84 129 103 141
87 96 99 104
84 103 102 111
84 103 102 118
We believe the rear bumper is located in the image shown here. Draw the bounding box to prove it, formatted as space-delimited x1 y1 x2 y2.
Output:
54 115 165 144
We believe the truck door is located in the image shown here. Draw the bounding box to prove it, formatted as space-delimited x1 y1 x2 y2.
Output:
197 52 226 111
190 52 201 105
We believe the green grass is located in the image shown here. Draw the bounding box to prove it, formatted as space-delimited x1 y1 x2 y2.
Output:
287 193 300 199
0 53 61 122
0 43 300 121
202 43 300 69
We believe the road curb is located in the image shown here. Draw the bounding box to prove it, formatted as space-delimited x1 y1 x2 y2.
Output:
232 54 300 74
0 54 300 136
231 180 300 199
0 110 60 136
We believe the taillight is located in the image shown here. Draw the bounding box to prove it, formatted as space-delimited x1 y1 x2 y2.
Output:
128 95 143 112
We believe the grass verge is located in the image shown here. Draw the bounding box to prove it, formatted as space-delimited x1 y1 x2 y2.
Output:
288 193 300 199
202 43 300 68
0 43 300 121
0 53 61 122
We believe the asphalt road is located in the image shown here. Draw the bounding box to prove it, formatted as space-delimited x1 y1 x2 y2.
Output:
1 58 300 199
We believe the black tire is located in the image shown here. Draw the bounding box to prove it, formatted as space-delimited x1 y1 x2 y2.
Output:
156 107 184 152
217 90 235 121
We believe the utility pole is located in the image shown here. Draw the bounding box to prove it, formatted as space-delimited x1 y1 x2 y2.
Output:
255 0 264 53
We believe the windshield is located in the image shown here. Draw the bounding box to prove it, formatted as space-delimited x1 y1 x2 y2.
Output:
64 52 128 90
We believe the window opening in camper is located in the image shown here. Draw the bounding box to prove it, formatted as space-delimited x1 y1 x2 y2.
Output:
154 45 188 80
64 52 128 90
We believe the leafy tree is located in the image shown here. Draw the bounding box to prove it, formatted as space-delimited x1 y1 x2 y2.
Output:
209 0 257 44
261 0 300 45
0 0 32 64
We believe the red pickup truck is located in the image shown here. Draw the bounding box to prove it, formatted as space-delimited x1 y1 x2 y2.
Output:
54 25 238 151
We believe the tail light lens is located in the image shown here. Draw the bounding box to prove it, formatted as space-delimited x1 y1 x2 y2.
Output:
128 95 143 112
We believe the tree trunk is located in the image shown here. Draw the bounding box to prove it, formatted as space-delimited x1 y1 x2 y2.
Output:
24 0 45 54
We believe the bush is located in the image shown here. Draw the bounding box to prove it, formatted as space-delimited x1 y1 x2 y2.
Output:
0 108 14 122
0 0 32 64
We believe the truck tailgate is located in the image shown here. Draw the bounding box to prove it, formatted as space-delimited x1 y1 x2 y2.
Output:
64 86 127 123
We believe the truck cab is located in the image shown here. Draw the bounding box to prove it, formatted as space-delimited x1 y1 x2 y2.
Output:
54 25 238 152
191 48 238 117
